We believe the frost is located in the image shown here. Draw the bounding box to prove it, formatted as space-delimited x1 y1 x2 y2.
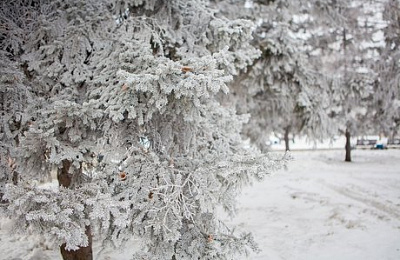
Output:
0 0 288 259
1 0 394 259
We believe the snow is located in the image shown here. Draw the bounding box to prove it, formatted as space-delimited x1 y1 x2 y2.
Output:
226 149 400 260
244 0 253 9
1 149 400 259
268 135 355 150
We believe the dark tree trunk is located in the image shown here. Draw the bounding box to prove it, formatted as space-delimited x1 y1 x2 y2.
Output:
343 28 352 162
345 129 352 162
60 226 93 260
284 126 291 151
58 160 93 260
58 160 73 188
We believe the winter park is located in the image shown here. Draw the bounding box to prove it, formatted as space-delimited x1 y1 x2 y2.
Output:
0 0 400 260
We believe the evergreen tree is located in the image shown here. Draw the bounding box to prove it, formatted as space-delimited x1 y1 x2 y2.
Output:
376 0 400 139
219 0 333 151
306 0 386 161
1 0 289 259
0 0 38 201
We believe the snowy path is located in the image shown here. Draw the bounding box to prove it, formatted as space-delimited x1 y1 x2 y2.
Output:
1 149 400 259
226 149 400 260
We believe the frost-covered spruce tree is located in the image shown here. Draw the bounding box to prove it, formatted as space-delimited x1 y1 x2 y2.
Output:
376 0 400 138
218 0 333 151
307 0 386 161
1 0 289 259
0 0 40 203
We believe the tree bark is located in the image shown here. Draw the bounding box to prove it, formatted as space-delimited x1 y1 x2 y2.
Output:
284 126 291 151
60 226 93 260
58 160 93 260
58 160 73 188
345 129 352 162
343 27 352 163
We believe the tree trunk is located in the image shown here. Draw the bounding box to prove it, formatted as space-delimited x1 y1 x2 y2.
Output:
60 226 93 260
284 126 291 151
58 160 93 260
343 27 351 163
345 129 352 162
58 160 73 188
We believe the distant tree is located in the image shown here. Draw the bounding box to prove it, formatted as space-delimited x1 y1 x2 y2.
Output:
220 0 333 151
306 0 386 161
376 0 400 139
0 0 289 260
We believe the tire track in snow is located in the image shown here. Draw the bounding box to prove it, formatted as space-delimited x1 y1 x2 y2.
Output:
319 182 400 220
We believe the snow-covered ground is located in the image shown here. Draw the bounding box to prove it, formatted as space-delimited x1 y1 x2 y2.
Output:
1 149 400 259
269 135 358 151
227 149 400 260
